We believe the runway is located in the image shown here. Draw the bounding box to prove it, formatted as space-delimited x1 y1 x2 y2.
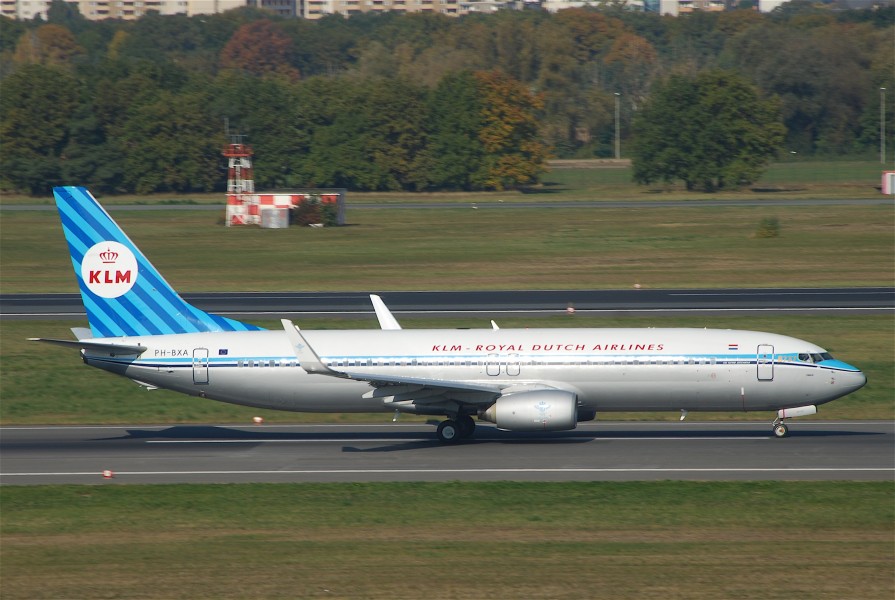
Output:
2 287 892 319
2 421 892 485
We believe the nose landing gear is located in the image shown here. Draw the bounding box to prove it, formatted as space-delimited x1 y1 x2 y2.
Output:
771 405 817 438
772 420 789 438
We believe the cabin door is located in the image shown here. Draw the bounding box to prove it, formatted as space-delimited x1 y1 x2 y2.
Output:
757 344 774 381
192 348 210 384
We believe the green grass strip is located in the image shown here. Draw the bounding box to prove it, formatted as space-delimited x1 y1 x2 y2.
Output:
2 203 892 292
1 481 892 599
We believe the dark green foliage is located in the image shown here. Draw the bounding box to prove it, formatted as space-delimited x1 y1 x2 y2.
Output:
0 9 889 194
299 77 432 191
0 64 79 194
118 89 224 193
423 71 486 190
631 71 785 192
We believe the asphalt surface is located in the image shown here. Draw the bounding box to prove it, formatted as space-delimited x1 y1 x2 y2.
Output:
2 287 893 320
2 421 892 485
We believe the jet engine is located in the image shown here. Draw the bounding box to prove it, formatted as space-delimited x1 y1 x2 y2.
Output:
479 390 578 432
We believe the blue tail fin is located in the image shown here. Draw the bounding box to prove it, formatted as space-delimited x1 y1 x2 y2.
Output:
53 186 262 338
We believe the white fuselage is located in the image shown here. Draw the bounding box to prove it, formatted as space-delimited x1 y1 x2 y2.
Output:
83 327 866 415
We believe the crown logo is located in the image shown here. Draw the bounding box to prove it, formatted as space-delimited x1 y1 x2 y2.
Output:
99 248 118 263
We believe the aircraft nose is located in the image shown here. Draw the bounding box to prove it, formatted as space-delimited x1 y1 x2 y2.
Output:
820 359 866 393
847 369 868 392
835 363 867 393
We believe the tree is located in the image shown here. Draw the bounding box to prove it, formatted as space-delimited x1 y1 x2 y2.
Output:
46 0 88 34
631 71 784 192
602 31 658 109
118 89 223 193
0 64 79 194
722 23 876 154
13 24 85 68
220 20 299 80
423 71 486 190
300 76 431 191
473 70 549 190
209 72 308 189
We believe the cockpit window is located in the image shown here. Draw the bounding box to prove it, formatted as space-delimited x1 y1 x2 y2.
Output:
798 353 834 363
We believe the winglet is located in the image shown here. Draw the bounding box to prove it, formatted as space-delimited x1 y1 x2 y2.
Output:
280 319 335 375
370 294 402 330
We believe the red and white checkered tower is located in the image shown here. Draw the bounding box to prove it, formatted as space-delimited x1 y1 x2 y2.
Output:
223 140 257 226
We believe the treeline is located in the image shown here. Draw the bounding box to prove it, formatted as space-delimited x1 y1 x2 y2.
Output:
0 2 891 195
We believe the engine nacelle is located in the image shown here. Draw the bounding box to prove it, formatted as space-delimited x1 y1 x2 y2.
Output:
480 390 578 432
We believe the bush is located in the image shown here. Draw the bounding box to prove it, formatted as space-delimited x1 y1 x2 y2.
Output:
755 216 781 238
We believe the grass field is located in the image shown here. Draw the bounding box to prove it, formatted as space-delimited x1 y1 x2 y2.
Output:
0 159 886 205
2 203 893 293
2 159 891 292
1 482 892 599
1 162 892 600
3 314 892 425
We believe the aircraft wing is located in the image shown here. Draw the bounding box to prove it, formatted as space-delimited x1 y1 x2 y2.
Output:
29 337 147 355
281 319 508 406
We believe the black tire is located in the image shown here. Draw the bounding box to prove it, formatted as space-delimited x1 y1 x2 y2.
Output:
437 420 460 444
457 415 476 438
773 423 789 438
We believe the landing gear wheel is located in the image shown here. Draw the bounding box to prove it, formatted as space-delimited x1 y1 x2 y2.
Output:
457 415 476 438
773 423 789 438
436 420 461 444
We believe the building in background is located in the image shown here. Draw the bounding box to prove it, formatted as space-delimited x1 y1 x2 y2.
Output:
0 0 292 20
2 0 892 23
297 0 460 18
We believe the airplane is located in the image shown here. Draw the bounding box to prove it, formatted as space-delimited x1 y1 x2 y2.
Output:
32 186 867 443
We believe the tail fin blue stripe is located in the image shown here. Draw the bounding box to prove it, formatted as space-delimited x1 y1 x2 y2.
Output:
65 197 261 334
57 196 201 335
57 207 187 336
53 186 263 337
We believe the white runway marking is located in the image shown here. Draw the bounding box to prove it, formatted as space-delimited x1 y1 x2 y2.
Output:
144 436 772 444
3 467 893 478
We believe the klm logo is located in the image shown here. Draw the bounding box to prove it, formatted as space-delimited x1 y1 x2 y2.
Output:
81 242 138 298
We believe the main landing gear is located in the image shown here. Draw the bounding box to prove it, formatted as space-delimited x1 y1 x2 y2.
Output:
436 415 476 444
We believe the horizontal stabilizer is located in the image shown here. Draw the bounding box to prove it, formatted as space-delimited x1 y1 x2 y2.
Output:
29 337 146 355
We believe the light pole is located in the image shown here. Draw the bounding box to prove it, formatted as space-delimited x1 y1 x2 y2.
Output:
614 92 621 160
881 88 886 164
